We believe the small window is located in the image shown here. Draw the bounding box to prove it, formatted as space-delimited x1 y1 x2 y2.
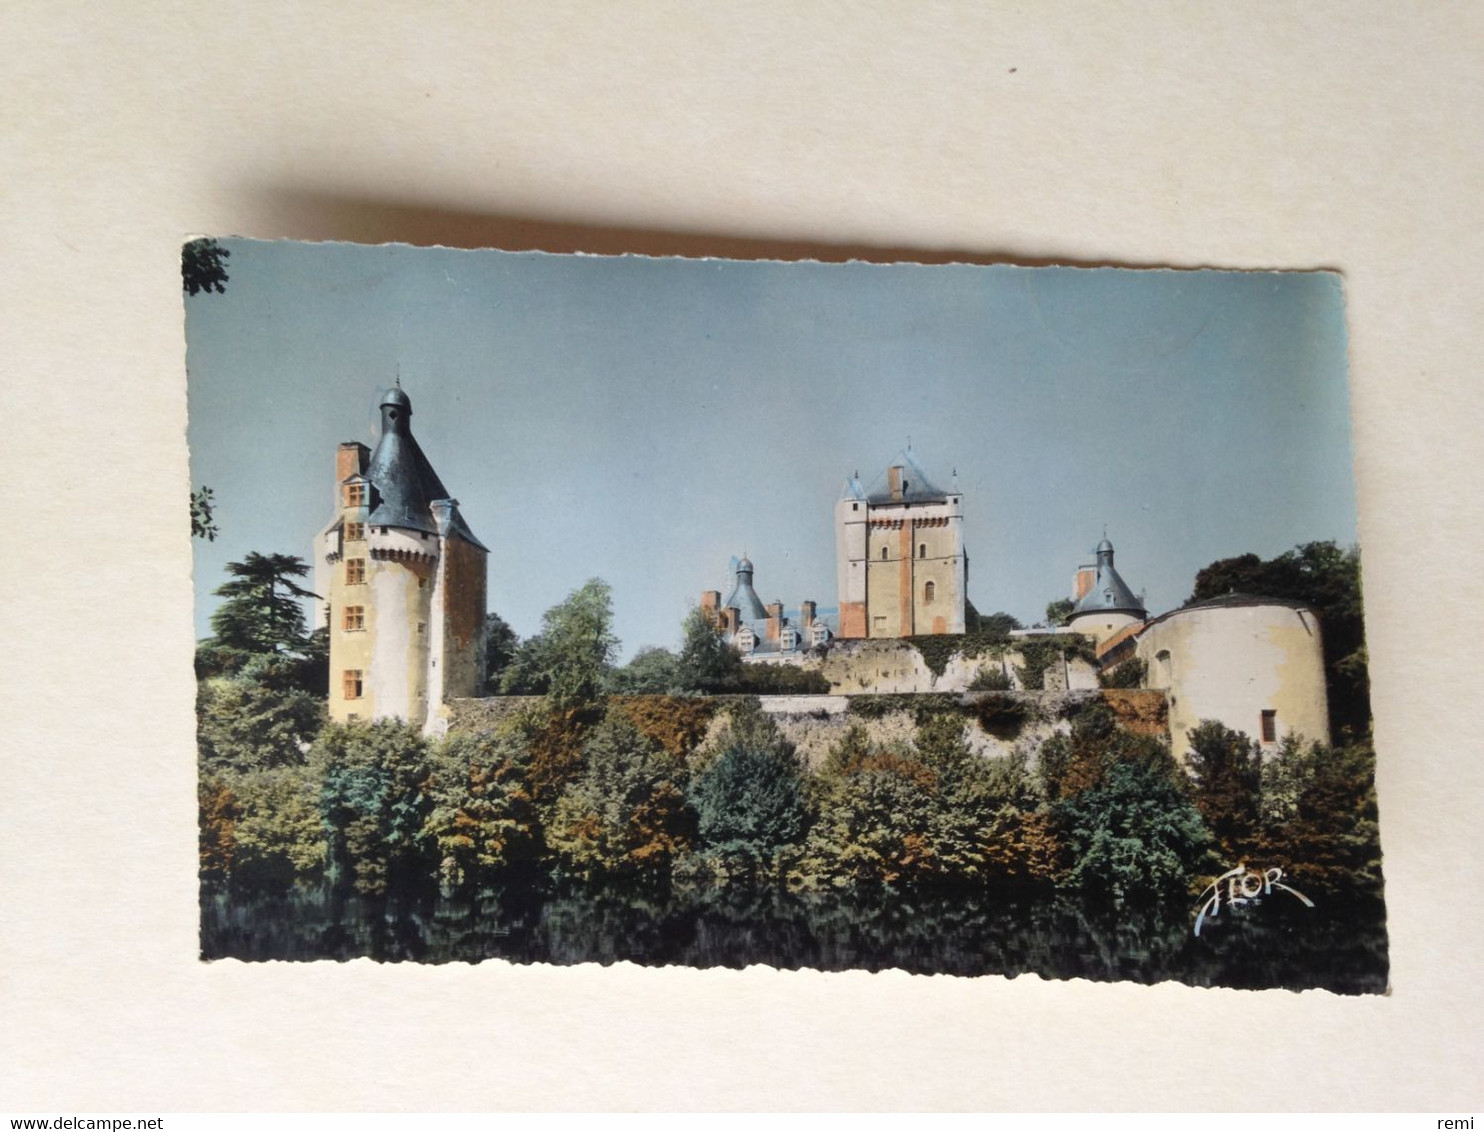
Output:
1260 710 1278 743
344 483 367 506
924 580 935 604
343 605 364 631
880 546 888 560
417 622 426 634
345 558 366 585
918 543 926 558
873 615 887 629
343 670 363 699
418 577 427 589
1155 649 1172 686
852 503 859 512
344 522 364 541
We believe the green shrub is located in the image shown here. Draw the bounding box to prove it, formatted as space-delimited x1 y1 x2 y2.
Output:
424 731 542 887
968 665 1013 691
1097 657 1146 689
546 713 696 882
312 720 436 895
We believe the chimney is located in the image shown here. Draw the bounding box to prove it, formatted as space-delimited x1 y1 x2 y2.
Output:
723 606 740 635
337 441 369 484
700 591 720 624
766 600 784 640
800 600 816 629
888 465 904 501
1074 566 1096 601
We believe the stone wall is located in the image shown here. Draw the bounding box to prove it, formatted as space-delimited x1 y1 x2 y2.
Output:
444 689 1170 771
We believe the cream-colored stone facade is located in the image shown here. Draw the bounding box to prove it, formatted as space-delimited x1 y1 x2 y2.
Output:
315 390 486 733
835 455 966 638
1134 598 1330 761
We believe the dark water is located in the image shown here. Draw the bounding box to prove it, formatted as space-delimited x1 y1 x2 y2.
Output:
201 879 1388 994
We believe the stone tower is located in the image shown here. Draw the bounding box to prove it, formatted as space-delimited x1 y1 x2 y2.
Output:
834 451 967 638
314 387 487 731
1065 536 1146 649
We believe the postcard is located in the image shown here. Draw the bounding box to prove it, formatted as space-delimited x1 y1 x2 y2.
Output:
186 239 1384 992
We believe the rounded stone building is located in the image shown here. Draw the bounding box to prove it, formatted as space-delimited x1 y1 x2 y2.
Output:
1133 593 1330 761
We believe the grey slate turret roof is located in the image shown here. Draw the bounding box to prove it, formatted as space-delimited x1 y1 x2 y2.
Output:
363 387 487 551
722 557 770 621
1070 536 1146 618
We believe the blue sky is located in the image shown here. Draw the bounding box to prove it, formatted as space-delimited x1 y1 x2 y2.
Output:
186 241 1357 661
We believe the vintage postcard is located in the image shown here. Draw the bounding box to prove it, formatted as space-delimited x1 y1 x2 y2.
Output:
186 240 1384 992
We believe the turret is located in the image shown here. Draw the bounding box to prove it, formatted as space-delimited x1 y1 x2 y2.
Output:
319 386 487 731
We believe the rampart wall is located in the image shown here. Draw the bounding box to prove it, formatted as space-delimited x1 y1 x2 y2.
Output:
445 689 1169 771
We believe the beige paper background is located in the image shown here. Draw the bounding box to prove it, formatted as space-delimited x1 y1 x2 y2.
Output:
3 1 1480 1112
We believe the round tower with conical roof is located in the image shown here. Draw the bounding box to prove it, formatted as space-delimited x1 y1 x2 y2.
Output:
1066 535 1147 649
315 387 487 731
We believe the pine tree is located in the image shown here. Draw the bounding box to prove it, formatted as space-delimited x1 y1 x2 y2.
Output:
209 552 318 656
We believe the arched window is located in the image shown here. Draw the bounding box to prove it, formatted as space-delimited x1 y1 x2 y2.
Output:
880 546 888 560
924 580 935 603
1155 649 1172 687
918 543 926 558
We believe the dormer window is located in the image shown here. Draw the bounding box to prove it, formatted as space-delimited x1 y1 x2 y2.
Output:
345 482 367 506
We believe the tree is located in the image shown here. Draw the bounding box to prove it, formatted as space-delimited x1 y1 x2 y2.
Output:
424 731 541 886
227 766 329 888
312 720 437 894
1185 721 1262 860
688 706 809 878
499 578 618 708
1037 703 1179 802
482 612 519 690
1189 541 1369 740
196 654 326 774
546 713 695 881
190 486 218 540
606 646 681 694
1045 598 1075 627
1257 738 1382 897
674 607 743 693
183 237 230 295
1054 760 1210 901
976 610 1023 638
209 552 318 656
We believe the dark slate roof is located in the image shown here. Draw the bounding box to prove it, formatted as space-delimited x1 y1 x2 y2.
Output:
862 450 951 505
1070 538 1146 618
364 388 487 551
722 561 770 621
1136 592 1319 635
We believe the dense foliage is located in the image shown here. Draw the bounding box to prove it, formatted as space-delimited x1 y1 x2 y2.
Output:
197 555 1382 909
499 578 619 706
183 237 231 295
